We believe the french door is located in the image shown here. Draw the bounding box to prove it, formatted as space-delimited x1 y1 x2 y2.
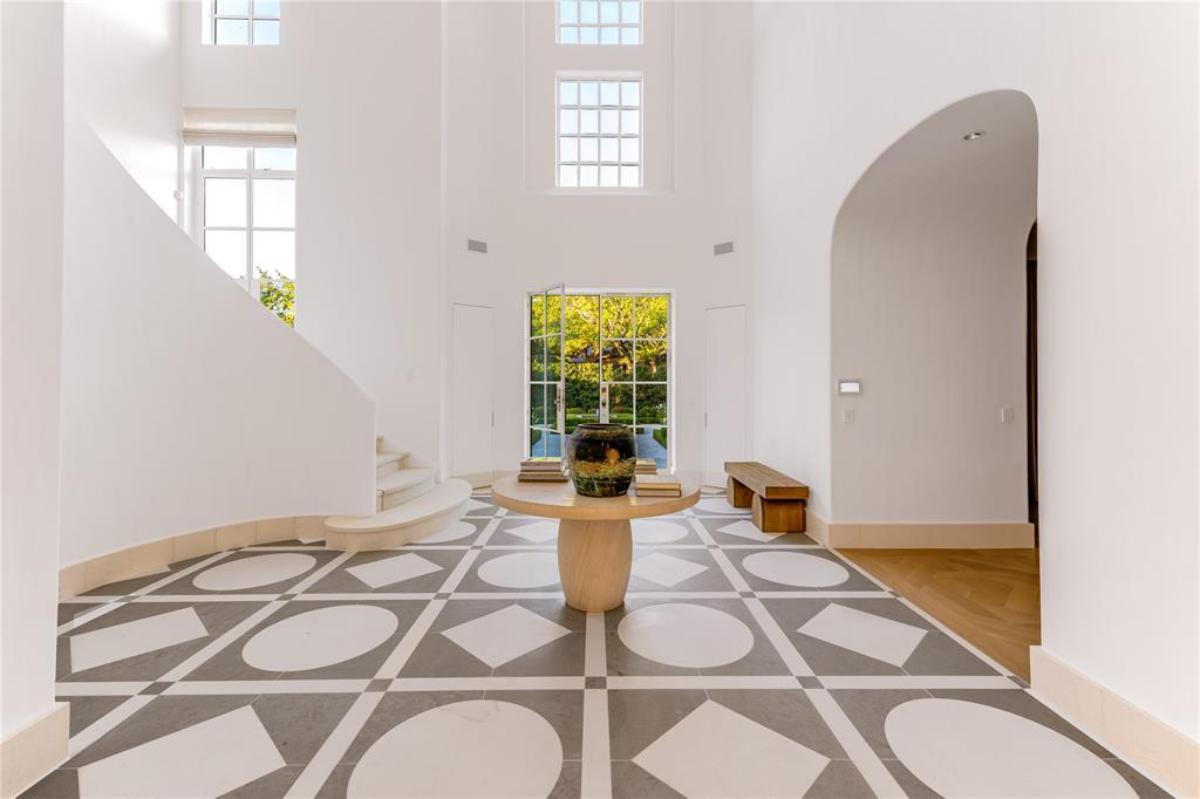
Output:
527 289 671 468
528 284 567 458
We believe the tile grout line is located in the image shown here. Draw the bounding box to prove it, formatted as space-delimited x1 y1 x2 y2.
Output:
373 598 447 678
158 599 288 682
581 688 613 798
67 694 156 758
472 516 504 547
741 597 814 677
56 550 235 636
284 690 384 798
288 551 355 594
806 688 908 798
585 612 607 678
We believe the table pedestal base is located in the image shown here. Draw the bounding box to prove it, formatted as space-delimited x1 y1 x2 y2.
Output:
557 518 632 612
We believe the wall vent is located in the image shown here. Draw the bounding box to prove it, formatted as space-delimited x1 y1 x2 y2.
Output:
713 241 734 256
467 239 488 254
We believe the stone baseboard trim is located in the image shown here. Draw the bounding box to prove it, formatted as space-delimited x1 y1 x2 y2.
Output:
0 702 69 798
1030 645 1200 798
826 520 1034 548
58 515 329 600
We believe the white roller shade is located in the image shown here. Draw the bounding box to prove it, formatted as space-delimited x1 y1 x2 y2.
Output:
182 107 297 146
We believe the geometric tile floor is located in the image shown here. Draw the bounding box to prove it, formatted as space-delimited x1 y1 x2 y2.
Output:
29 489 1169 797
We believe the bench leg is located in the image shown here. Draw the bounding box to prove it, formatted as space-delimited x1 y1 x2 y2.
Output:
752 495 806 533
727 476 753 508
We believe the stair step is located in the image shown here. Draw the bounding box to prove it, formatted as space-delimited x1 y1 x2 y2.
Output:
376 450 409 477
325 479 472 551
376 467 436 511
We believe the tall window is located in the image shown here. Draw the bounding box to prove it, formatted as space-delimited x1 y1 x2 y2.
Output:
200 145 296 325
212 0 280 45
558 0 640 44
558 78 642 188
529 291 670 467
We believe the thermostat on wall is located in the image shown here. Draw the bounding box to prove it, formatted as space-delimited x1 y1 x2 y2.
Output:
838 379 863 395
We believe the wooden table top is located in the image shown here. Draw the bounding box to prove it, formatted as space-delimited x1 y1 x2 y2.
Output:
491 473 701 521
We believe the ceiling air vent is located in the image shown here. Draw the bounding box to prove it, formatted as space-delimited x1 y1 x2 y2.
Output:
713 241 734 256
467 239 488 254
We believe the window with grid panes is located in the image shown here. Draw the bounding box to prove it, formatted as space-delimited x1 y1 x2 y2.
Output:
558 78 642 188
558 0 640 44
199 145 296 323
212 0 280 45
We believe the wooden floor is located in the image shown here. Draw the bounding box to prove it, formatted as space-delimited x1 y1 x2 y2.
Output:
840 548 1041 680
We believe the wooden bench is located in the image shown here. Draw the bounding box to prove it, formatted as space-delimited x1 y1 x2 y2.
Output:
724 462 809 533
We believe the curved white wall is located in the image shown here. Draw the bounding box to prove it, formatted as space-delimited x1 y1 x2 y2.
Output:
59 117 376 566
752 1 1197 741
831 90 1036 523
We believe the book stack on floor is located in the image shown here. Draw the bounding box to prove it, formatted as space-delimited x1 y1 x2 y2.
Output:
635 473 682 498
635 458 659 476
518 457 569 483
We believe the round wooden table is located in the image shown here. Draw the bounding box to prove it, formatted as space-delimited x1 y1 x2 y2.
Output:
491 473 701 612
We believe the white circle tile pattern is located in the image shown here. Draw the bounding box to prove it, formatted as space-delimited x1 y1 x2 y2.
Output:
192 553 317 592
741 551 850 588
618 603 754 668
477 552 560 589
241 605 399 672
885 698 1135 798
348 700 562 798
418 520 477 544
632 519 690 544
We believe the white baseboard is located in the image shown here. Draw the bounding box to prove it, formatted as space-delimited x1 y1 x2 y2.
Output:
826 520 1034 548
0 702 69 798
58 515 329 600
1030 646 1200 798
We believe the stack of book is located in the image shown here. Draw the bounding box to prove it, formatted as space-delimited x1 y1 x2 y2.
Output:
635 458 659 476
635 473 682 498
518 457 568 483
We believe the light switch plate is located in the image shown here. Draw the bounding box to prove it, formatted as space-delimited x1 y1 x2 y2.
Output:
1000 406 1015 423
842 408 856 424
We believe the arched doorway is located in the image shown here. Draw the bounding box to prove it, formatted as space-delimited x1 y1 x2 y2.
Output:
832 90 1041 677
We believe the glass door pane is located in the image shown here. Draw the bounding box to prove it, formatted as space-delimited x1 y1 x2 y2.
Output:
528 284 567 459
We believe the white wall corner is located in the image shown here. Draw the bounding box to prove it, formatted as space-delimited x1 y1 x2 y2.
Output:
1030 646 1200 798
0 702 69 799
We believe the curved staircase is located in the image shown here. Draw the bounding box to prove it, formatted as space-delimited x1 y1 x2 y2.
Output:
324 439 471 551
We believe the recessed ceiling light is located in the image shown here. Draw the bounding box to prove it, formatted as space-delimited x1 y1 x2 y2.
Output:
963 131 987 141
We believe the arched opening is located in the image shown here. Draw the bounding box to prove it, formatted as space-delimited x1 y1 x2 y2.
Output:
831 89 1038 537
831 91 1040 676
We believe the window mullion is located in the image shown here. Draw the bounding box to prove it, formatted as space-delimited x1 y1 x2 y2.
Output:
245 163 254 289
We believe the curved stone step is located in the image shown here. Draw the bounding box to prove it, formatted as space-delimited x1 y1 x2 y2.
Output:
324 479 471 551
376 467 435 511
376 450 409 478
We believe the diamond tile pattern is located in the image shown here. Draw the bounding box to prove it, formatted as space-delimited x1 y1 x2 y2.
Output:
30 490 1168 799
630 552 708 588
442 604 572 668
633 700 831 796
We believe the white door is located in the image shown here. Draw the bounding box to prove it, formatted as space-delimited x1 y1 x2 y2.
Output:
451 304 494 487
704 305 749 486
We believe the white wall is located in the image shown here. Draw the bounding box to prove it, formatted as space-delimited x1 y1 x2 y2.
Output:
752 1 1198 740
178 1 754 474
0 0 65 739
64 0 181 219
443 0 753 475
290 1 445 465
831 90 1036 523
59 116 376 566
180 0 298 110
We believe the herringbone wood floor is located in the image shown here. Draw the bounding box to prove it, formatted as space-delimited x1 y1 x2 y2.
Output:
839 548 1041 680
